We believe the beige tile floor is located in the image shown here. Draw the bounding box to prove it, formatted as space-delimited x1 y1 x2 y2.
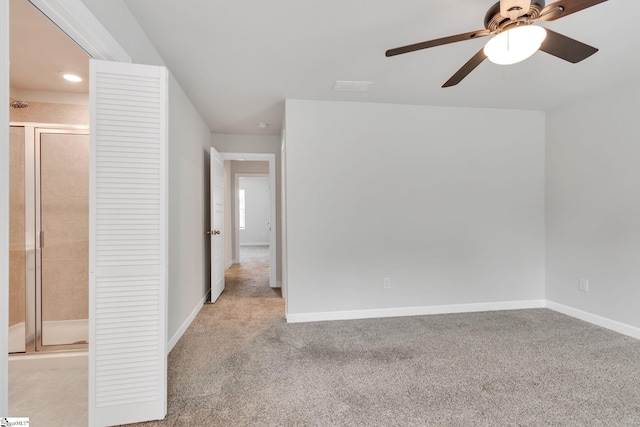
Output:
9 366 88 426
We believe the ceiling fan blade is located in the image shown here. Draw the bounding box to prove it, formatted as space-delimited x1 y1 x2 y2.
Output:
538 0 607 21
386 29 490 57
442 48 487 88
539 29 598 63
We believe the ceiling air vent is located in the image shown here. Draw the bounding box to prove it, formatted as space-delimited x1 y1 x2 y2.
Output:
333 80 372 92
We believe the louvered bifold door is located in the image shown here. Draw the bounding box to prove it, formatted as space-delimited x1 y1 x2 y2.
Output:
89 59 168 427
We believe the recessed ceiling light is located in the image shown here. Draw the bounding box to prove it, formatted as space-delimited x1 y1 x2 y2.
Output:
257 122 269 129
62 73 83 83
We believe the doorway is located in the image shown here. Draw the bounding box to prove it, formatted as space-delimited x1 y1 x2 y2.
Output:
213 158 282 320
7 0 92 422
221 153 278 288
237 173 270 259
2 0 168 423
9 124 89 354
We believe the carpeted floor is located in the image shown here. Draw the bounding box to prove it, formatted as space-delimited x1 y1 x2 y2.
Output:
129 248 640 426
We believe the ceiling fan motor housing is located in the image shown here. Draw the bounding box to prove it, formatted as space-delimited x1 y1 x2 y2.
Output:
485 0 545 31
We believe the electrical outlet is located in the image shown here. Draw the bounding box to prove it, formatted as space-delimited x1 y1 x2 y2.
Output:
383 277 392 289
579 278 589 293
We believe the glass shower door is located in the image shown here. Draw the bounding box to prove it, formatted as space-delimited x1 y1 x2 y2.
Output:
37 129 90 348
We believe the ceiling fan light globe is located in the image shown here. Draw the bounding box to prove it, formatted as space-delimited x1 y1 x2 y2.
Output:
484 25 547 65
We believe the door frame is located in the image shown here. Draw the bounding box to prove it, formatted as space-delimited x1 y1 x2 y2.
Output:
222 153 277 288
234 173 270 259
27 0 131 63
8 123 90 354
1 0 131 415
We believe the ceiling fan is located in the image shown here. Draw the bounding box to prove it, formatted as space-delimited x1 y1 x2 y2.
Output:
386 0 608 87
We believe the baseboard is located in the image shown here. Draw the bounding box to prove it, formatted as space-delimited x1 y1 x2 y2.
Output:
240 242 270 247
286 299 546 323
167 290 210 353
285 299 640 339
546 300 640 340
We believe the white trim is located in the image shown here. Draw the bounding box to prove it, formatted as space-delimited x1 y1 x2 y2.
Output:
0 0 9 415
222 153 277 288
28 0 131 62
222 153 275 162
10 121 88 130
240 242 270 247
285 299 640 340
286 300 546 323
167 291 210 353
546 301 640 340
280 130 288 310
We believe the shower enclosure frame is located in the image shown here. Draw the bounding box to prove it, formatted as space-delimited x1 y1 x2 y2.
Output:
10 121 89 354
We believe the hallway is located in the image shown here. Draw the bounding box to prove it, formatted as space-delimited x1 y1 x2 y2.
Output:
227 245 282 300
130 245 284 426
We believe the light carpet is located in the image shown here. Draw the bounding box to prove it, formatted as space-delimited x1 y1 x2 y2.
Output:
128 249 640 426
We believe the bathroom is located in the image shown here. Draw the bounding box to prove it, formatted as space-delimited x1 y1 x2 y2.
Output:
7 0 90 422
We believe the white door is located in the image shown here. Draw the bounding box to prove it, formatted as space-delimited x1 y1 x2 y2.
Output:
89 59 168 427
210 147 225 302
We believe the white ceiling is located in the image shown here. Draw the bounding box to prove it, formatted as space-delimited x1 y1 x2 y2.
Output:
11 0 640 135
10 0 89 96
121 0 640 136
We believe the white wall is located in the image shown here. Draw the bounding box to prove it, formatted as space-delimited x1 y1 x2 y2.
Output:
79 0 165 66
213 134 280 155
230 161 269 260
231 160 270 174
76 0 213 346
546 80 640 329
167 75 212 344
239 177 271 246
212 134 282 281
284 99 546 317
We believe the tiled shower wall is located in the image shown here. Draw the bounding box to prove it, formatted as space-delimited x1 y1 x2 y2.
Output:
9 99 89 329
41 133 89 322
9 127 25 328
10 99 88 124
